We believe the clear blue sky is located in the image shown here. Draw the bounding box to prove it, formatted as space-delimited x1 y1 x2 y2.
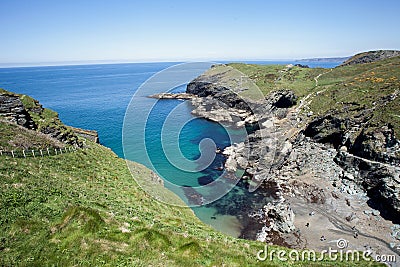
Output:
0 0 399 64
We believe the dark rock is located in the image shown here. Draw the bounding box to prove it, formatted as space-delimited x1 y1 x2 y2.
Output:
334 151 400 223
198 175 214 186
294 64 309 68
350 125 400 165
187 81 251 111
341 50 400 66
0 93 36 129
270 90 298 108
0 91 84 147
303 115 347 148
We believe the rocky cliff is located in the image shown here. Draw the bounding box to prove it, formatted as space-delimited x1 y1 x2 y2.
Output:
0 89 98 147
341 50 400 66
186 54 400 257
0 93 36 129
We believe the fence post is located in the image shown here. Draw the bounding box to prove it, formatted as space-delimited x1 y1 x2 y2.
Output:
0 150 2 156
32 150 35 158
47 148 50 156
65 147 67 153
59 148 62 154
55 149 57 155
23 150 26 158
40 150 43 157
11 151 14 158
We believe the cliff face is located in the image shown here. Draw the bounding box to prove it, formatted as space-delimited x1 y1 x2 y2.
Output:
186 56 400 255
341 50 400 66
0 93 36 129
0 89 98 148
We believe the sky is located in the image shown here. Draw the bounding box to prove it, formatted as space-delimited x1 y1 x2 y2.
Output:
0 0 399 65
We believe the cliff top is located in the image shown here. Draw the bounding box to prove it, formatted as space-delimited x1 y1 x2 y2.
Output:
225 55 400 139
340 50 400 66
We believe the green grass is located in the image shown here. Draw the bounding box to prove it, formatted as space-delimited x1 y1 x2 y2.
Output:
0 120 65 151
227 63 325 97
228 56 400 137
1 88 82 146
309 57 400 136
2 66 393 266
0 121 380 266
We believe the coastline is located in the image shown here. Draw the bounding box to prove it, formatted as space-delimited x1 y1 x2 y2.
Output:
183 62 400 260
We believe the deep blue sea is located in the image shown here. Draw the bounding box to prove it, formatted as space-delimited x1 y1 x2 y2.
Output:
0 60 341 236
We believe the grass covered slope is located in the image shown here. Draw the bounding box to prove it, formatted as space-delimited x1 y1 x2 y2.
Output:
1 137 260 266
0 88 82 148
0 132 379 266
0 88 381 266
1 125 381 266
0 120 65 151
229 56 400 137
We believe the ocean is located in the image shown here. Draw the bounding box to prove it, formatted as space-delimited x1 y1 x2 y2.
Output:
0 60 341 237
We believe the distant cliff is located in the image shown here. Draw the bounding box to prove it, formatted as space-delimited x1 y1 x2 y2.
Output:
296 56 349 63
341 50 400 66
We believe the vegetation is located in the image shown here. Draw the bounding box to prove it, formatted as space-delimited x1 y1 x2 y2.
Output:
229 56 400 137
1 88 82 147
2 58 394 265
0 120 64 151
1 128 379 266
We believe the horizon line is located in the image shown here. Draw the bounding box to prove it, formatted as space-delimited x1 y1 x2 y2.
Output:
0 56 351 69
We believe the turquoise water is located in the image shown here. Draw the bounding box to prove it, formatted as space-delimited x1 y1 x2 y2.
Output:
0 60 341 237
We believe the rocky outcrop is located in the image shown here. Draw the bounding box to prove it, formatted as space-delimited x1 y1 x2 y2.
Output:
148 93 196 100
187 81 252 111
303 110 400 223
70 127 99 143
271 90 297 108
0 90 95 147
0 93 36 129
190 96 253 127
251 201 295 242
186 62 400 248
303 114 347 147
341 50 400 66
334 151 400 222
350 125 400 166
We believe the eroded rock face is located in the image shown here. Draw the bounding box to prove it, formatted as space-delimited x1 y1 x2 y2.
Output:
270 90 297 109
0 91 85 147
0 93 36 129
251 201 295 242
263 201 295 233
187 81 251 111
335 151 400 222
304 115 346 148
341 50 400 66
350 126 400 165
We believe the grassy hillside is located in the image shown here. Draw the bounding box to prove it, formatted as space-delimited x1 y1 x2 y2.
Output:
0 120 65 151
0 88 82 147
1 135 258 266
1 127 379 266
229 56 400 137
0 85 384 265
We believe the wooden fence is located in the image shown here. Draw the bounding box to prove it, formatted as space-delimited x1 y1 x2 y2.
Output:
0 146 78 158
